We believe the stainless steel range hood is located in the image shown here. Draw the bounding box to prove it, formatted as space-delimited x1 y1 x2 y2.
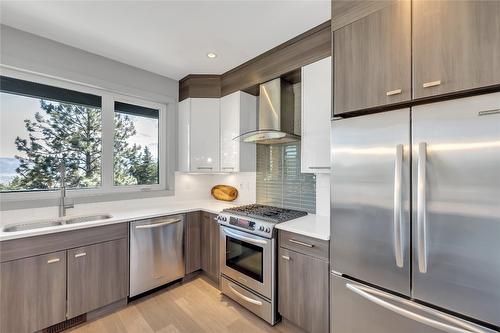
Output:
235 78 300 144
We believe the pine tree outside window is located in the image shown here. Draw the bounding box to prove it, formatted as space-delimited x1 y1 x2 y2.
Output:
0 72 168 197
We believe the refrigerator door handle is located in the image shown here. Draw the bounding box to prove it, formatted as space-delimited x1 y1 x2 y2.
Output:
346 283 487 333
417 142 428 273
393 144 404 268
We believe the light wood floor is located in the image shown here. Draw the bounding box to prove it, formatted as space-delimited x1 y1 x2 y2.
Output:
68 275 303 333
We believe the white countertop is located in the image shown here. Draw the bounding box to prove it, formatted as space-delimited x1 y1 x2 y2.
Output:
0 197 331 241
0 198 235 241
274 214 330 241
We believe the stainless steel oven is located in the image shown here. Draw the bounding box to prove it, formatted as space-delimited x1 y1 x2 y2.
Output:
220 226 274 299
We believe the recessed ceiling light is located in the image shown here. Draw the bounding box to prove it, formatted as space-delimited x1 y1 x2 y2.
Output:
207 52 217 59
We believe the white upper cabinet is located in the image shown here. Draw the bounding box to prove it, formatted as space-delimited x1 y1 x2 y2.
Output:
301 56 332 173
220 91 257 172
178 98 220 172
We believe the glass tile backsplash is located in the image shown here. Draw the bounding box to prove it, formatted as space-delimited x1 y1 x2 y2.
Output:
256 143 316 213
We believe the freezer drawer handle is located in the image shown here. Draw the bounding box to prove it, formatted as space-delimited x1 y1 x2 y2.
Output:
417 142 428 273
393 144 404 268
346 283 486 333
135 218 181 229
227 283 263 306
288 239 314 248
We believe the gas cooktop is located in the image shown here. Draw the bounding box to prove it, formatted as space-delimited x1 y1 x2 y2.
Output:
223 204 308 223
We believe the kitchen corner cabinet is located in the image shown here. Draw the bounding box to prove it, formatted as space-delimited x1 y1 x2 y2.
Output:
220 91 257 172
334 0 411 114
201 211 220 284
0 251 67 333
67 239 128 318
301 57 332 174
185 211 202 274
178 98 220 172
413 1 500 99
278 231 329 333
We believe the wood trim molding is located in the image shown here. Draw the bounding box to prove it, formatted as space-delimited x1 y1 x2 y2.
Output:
331 1 394 32
178 20 331 101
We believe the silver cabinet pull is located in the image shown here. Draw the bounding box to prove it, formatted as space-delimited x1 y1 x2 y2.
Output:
74 252 86 258
135 218 181 229
281 255 290 261
227 283 263 306
222 167 235 170
417 142 428 273
393 144 404 268
196 167 213 170
289 239 314 248
422 80 441 88
386 89 402 96
308 166 331 170
47 258 60 264
346 283 485 333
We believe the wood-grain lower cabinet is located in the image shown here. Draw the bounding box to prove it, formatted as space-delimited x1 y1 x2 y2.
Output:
67 238 128 318
201 211 220 284
278 239 329 333
185 211 202 274
334 0 411 114
0 251 67 333
413 0 500 99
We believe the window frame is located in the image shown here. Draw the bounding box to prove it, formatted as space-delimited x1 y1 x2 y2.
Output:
0 67 169 201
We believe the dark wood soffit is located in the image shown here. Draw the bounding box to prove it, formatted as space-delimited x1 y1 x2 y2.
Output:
331 0 395 31
179 74 221 102
178 20 331 101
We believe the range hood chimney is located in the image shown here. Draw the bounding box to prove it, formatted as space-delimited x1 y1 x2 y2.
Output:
235 78 300 144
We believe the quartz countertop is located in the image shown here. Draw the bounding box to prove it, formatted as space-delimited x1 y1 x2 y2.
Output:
274 214 330 241
0 198 236 241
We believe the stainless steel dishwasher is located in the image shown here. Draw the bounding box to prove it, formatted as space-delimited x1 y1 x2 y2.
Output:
129 214 185 297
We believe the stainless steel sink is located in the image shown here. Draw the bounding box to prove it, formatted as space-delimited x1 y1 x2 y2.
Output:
64 214 113 224
2 214 113 232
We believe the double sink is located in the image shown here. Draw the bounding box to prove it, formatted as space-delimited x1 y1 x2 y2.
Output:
2 214 113 232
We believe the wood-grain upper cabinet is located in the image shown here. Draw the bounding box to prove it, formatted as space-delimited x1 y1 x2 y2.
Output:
301 57 332 173
278 247 329 333
413 1 500 99
0 251 67 333
201 211 220 284
334 0 411 114
220 91 257 172
178 98 220 172
67 238 128 318
185 211 202 274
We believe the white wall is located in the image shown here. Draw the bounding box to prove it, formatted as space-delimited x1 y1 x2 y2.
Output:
174 172 256 205
0 25 178 103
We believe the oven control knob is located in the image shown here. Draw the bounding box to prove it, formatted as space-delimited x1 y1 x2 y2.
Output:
265 227 271 233
259 226 264 231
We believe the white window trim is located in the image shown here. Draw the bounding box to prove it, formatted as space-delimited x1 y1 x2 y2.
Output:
0 67 170 202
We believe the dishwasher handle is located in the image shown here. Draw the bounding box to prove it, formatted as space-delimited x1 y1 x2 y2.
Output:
135 218 181 229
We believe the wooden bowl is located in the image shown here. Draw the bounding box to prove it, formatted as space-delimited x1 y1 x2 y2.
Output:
211 185 238 202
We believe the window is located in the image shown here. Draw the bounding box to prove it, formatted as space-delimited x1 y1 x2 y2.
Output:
114 102 159 186
0 77 102 192
0 73 168 196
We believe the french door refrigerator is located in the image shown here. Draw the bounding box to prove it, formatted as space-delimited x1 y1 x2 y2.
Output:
330 92 500 333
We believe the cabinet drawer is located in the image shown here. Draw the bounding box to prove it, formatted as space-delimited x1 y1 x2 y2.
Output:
279 230 329 260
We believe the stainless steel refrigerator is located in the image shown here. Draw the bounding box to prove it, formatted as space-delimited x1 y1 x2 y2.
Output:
330 92 500 333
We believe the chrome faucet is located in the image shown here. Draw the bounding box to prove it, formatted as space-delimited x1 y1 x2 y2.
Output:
59 164 74 217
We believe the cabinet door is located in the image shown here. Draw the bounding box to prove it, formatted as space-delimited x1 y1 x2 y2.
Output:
334 1 411 114
220 92 240 172
413 1 500 99
67 239 128 318
185 211 202 274
178 98 191 172
201 212 220 284
190 98 220 172
301 57 332 173
278 248 329 333
0 251 66 333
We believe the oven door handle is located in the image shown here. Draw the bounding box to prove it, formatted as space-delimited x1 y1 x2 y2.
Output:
227 283 263 306
223 228 268 246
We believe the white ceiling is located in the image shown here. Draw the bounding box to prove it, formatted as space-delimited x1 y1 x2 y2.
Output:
0 1 331 80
